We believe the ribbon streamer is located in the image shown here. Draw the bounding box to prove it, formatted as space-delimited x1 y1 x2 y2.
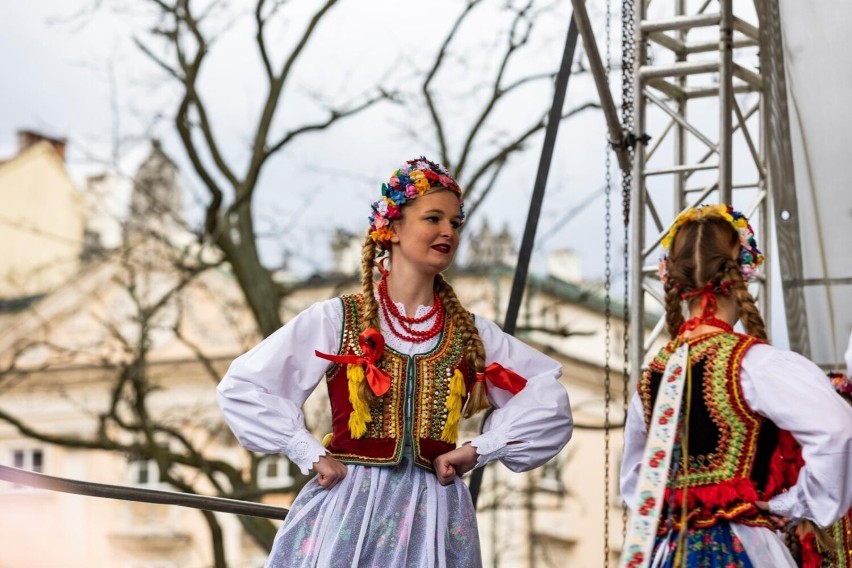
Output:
316 328 392 396
476 363 528 395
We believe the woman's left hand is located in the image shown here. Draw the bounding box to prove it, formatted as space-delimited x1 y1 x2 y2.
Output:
433 443 479 486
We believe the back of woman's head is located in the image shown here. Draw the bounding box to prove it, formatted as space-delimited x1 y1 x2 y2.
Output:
667 216 739 293
661 206 767 340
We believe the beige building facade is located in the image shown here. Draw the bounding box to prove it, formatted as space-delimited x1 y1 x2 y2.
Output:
0 133 84 301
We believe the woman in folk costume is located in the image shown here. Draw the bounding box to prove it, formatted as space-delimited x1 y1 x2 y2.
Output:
784 372 852 568
788 370 852 568
217 157 573 568
619 204 852 568
824 372 852 567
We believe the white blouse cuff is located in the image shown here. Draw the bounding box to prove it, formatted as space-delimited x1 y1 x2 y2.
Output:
470 430 510 467
286 429 327 475
768 489 798 519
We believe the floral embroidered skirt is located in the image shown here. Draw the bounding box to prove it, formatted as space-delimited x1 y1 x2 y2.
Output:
266 455 482 568
652 523 754 567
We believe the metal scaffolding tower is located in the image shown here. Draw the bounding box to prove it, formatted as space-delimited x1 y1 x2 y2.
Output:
627 0 798 376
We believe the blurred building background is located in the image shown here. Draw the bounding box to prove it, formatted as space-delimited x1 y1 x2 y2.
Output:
0 131 656 567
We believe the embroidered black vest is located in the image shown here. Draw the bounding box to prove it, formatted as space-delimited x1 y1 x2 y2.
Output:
638 332 779 531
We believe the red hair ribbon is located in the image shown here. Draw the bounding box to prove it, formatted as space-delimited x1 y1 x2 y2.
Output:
679 280 734 331
799 531 820 568
681 280 732 312
475 363 528 395
376 257 390 278
678 280 736 336
315 328 391 396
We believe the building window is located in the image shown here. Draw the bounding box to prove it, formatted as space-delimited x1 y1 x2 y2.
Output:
538 454 565 494
128 458 161 488
613 455 625 507
12 448 44 473
258 455 293 488
3 447 44 491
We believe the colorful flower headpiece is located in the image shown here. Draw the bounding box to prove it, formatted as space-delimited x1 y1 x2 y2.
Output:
829 371 852 401
657 204 764 283
368 157 464 248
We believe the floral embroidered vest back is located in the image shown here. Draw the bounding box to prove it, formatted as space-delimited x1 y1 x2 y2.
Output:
639 332 780 531
324 293 474 471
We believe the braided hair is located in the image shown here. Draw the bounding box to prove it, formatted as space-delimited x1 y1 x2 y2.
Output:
663 215 767 339
357 233 383 406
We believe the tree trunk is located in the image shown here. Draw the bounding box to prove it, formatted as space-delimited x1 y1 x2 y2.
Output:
217 202 282 338
238 514 279 552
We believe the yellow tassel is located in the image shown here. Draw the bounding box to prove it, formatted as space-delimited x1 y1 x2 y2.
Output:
321 433 333 447
347 364 372 439
440 369 467 443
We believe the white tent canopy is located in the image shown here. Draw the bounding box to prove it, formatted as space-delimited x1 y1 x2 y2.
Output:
777 0 852 369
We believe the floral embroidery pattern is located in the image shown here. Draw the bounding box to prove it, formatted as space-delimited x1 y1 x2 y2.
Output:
654 523 754 567
620 343 690 568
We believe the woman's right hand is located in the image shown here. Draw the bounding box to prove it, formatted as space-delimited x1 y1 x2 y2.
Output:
313 455 348 490
756 500 790 531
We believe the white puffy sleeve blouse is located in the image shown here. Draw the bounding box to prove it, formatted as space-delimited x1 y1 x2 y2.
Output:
217 297 573 475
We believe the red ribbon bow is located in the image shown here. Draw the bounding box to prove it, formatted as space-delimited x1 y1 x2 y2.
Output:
476 363 528 395
677 280 735 336
315 328 392 396
799 532 820 568
680 280 732 316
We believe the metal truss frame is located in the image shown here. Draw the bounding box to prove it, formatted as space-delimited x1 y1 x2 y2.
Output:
627 0 792 377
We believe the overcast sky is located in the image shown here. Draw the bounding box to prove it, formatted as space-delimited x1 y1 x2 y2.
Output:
3 0 801 349
0 0 632 280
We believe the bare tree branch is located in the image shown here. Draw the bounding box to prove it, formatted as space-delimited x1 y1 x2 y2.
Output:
464 101 601 209
463 158 507 222
456 0 535 177
421 0 485 169
132 0 383 338
171 2 241 190
262 91 393 163
254 0 275 81
242 0 341 201
133 37 182 80
501 71 557 94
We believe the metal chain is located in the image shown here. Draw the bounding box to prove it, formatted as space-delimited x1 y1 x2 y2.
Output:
602 0 613 564
620 0 636 541
603 0 612 552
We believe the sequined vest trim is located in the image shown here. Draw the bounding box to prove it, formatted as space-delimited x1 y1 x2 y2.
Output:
830 512 852 567
324 293 474 471
638 332 780 531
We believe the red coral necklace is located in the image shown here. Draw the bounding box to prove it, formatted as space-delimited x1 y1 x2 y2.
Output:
378 277 444 342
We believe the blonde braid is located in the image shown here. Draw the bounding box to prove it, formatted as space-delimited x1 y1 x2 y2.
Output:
359 233 381 333
434 274 490 418
726 263 768 341
664 278 685 339
358 232 381 405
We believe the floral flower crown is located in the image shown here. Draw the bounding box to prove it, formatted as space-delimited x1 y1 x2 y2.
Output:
657 204 764 283
368 157 464 248
829 371 852 401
